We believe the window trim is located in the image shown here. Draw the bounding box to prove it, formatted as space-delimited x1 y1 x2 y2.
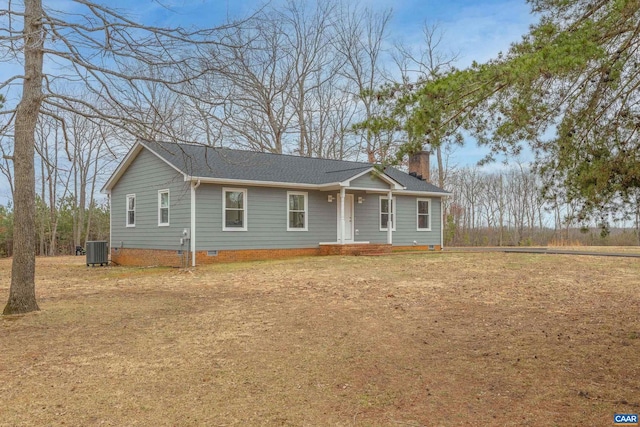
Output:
126 194 136 227
222 187 248 231
287 191 308 232
158 189 170 226
379 196 396 232
417 198 432 231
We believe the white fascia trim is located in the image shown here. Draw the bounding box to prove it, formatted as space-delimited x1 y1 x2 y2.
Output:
184 178 450 197
360 189 450 197
347 186 400 193
186 176 341 190
339 167 405 190
101 143 144 193
101 140 190 193
139 141 191 177
393 190 453 197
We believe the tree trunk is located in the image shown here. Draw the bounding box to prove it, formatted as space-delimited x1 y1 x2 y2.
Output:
436 146 444 189
635 192 640 246
84 155 101 244
4 0 43 315
38 156 45 256
48 154 57 256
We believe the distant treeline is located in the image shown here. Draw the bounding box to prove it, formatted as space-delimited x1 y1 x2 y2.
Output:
0 200 109 257
445 225 640 247
2 163 639 258
442 166 640 247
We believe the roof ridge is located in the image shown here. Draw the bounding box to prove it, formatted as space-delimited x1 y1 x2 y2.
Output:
324 165 372 174
149 140 373 166
140 139 449 194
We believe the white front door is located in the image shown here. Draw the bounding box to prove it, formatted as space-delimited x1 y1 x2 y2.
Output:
337 194 354 243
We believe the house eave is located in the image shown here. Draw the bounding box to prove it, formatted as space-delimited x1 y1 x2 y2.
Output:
103 140 451 197
394 190 452 197
139 140 191 177
185 176 341 190
183 176 449 196
101 140 189 193
101 142 144 193
338 167 405 190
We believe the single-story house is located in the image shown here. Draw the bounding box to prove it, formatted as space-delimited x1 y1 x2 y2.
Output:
102 140 451 266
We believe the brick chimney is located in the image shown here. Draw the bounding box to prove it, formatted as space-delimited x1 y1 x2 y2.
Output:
409 151 430 182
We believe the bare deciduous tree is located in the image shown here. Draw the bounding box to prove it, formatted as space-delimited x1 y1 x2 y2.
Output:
1 0 247 314
203 13 296 153
67 111 116 249
334 5 392 162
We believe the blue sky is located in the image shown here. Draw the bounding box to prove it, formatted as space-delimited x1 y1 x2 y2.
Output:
0 0 538 205
139 0 536 68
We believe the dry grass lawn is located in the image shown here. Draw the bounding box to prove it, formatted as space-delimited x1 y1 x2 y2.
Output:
1 251 639 426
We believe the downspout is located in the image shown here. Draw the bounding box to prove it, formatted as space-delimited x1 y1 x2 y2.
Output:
191 179 201 267
107 192 111 258
387 190 393 245
339 187 346 244
440 197 444 250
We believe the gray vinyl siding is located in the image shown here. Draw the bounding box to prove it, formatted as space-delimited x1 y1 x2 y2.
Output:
354 194 442 246
110 149 191 250
349 172 391 190
394 196 442 246
195 185 337 250
109 148 443 251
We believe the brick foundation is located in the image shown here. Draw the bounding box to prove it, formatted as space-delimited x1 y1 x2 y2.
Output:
194 247 321 264
392 245 442 252
319 243 391 256
111 244 442 267
111 247 321 267
111 247 188 267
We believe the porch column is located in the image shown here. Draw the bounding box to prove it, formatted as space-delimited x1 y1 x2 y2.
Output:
340 187 346 244
387 190 393 245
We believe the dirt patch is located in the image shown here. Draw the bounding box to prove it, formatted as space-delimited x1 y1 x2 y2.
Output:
1 252 639 426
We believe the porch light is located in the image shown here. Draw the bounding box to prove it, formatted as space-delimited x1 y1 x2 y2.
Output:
357 197 364 204
327 195 334 202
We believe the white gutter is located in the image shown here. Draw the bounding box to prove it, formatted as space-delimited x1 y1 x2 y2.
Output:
394 190 453 197
190 179 201 267
183 175 343 190
182 176 451 197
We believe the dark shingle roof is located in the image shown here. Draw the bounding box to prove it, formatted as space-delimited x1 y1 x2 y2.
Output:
143 140 449 194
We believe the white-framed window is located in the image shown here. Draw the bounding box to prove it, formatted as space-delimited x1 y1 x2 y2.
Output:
287 191 308 231
158 189 170 226
379 196 396 231
126 194 136 227
223 187 247 231
417 198 431 231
